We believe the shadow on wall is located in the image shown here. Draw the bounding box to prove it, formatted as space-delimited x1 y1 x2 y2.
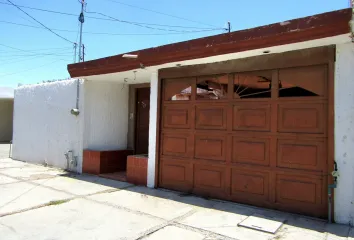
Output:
0 99 14 143
60 172 350 237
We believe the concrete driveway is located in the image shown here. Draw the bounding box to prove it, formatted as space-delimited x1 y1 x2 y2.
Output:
0 157 353 240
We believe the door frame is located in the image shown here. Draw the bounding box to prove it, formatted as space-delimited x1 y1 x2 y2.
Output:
154 46 335 218
127 83 150 153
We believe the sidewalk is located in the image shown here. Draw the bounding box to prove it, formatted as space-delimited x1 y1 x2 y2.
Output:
0 157 352 240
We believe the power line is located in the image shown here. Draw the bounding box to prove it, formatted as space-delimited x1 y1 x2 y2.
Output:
0 53 72 64
0 47 72 53
0 52 73 58
0 44 72 61
0 43 72 54
0 20 221 35
5 0 74 44
0 54 71 66
102 0 219 28
0 1 224 30
0 58 69 78
84 9 221 33
0 43 33 52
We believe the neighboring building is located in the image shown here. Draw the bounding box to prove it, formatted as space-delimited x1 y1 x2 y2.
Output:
0 87 14 142
12 8 354 224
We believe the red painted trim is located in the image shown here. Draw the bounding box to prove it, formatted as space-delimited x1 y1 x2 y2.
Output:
68 8 351 78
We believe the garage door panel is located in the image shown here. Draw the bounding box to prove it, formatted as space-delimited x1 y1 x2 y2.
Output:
194 164 226 193
277 139 325 171
231 168 269 200
160 160 193 192
195 105 227 130
278 103 325 133
275 174 323 205
195 134 226 161
233 104 271 131
232 137 270 166
160 61 329 219
161 133 193 158
163 105 192 129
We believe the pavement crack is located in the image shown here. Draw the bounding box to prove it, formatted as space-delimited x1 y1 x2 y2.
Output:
0 199 73 218
173 223 238 240
0 222 17 233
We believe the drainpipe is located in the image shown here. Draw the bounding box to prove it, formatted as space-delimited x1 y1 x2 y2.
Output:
64 150 78 172
70 79 80 116
328 161 339 223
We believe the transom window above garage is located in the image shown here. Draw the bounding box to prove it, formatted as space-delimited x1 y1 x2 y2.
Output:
234 71 272 99
164 78 193 101
196 74 228 100
278 65 326 97
163 65 326 101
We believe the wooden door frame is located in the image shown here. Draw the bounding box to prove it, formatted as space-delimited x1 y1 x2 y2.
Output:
327 47 335 221
154 45 335 217
127 83 150 152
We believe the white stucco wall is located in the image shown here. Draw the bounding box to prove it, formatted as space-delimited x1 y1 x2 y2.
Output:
12 80 84 172
334 42 354 225
147 72 158 188
83 81 128 150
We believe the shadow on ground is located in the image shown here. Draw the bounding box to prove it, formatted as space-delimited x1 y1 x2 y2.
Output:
61 172 350 238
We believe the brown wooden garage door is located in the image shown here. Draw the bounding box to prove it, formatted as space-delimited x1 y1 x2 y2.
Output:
158 55 331 218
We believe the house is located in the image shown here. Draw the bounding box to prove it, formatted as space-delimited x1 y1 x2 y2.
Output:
0 87 14 142
12 8 354 224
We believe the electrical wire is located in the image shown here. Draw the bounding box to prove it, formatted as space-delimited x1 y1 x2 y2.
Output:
75 22 80 43
5 0 74 44
102 0 219 28
0 20 221 35
0 52 73 58
84 9 220 33
0 43 73 55
0 43 34 53
0 54 72 64
0 1 224 30
0 47 72 53
0 58 69 77
0 54 69 66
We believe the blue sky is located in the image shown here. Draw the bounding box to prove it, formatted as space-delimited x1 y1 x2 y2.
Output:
0 0 349 87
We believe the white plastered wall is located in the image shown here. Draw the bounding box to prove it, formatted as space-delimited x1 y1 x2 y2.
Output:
12 79 129 172
147 72 158 188
334 42 354 225
83 80 129 151
12 80 84 172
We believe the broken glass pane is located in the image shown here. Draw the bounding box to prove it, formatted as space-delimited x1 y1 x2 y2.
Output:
278 66 325 98
164 79 192 101
234 72 272 99
196 75 228 100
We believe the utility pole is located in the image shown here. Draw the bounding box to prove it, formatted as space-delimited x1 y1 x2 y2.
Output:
78 0 85 62
73 43 77 63
82 44 85 62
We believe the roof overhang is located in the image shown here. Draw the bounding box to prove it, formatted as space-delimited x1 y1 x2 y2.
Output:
68 8 352 78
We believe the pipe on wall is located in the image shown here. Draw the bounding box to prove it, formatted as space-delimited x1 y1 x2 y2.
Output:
70 79 80 116
328 161 339 223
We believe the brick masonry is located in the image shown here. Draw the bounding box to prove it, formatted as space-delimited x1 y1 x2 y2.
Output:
83 149 133 175
127 155 148 186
